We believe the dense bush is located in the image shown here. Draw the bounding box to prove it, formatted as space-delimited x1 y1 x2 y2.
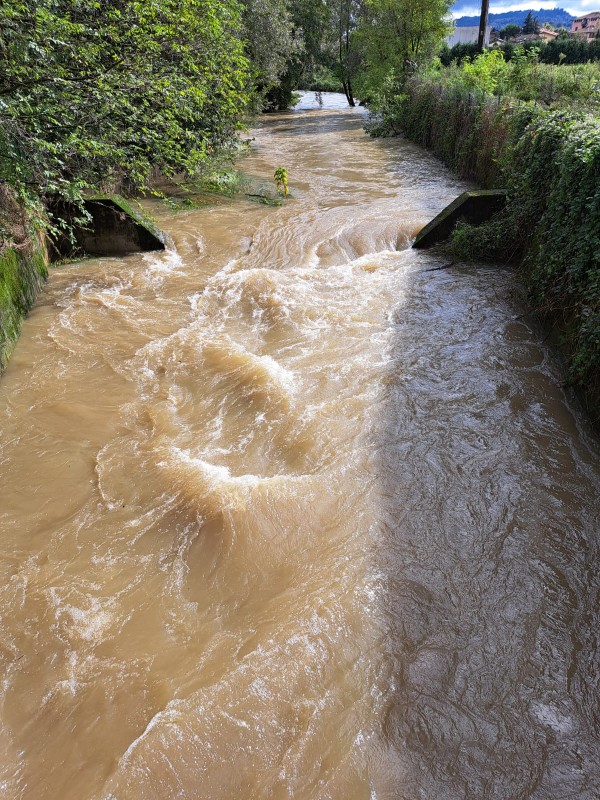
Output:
369 75 526 187
0 0 251 228
539 36 600 64
299 66 343 93
378 66 600 400
510 114 600 387
454 113 600 395
421 48 600 110
440 42 480 66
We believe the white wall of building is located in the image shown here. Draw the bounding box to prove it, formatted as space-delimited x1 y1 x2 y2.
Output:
445 26 491 47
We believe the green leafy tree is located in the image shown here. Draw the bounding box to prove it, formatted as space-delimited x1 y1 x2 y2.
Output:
500 24 521 39
356 0 451 103
288 0 338 91
0 0 251 213
461 49 508 94
332 0 363 106
241 0 303 108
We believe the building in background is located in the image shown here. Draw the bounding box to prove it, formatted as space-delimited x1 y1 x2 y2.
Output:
539 28 559 41
445 25 491 47
510 28 559 43
571 12 600 39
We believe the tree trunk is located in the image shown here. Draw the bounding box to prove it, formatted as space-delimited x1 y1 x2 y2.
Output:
338 0 355 107
343 79 355 107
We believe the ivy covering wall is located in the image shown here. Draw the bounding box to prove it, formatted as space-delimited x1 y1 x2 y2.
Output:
378 75 600 420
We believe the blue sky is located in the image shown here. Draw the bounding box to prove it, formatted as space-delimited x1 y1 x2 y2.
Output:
451 1 598 16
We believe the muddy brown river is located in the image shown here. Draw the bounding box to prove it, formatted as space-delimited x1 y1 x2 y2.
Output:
0 92 599 799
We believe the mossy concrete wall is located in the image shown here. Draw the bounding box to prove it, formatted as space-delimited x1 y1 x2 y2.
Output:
51 195 165 260
413 190 508 249
0 194 165 374
0 234 48 372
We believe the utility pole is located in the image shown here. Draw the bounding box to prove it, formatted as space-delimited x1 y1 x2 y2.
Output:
478 0 490 52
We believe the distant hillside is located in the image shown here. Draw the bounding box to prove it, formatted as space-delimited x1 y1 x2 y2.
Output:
455 7 575 29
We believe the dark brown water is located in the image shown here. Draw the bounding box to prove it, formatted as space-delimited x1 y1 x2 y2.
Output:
0 92 599 799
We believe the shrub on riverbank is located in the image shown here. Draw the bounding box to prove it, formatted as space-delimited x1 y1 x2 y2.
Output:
0 0 251 220
370 76 529 187
0 0 253 370
373 64 600 417
423 50 600 112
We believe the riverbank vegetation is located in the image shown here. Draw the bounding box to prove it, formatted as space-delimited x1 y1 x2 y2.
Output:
0 0 307 366
0 0 254 235
0 0 456 242
0 0 354 224
443 35 600 67
0 187 47 370
372 47 599 418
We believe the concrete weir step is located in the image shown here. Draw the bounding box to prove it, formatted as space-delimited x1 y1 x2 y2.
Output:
413 189 508 249
51 195 166 260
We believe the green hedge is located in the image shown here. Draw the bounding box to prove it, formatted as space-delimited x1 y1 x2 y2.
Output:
388 80 530 188
386 78 600 416
441 37 600 66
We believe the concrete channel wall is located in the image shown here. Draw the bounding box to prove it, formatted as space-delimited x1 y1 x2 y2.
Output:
0 195 165 374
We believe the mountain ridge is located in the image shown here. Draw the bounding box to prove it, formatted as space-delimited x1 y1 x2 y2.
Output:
454 7 575 28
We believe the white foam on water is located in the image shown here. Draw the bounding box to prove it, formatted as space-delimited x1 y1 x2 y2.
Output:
143 247 184 276
255 353 296 395
48 587 116 644
63 605 114 642
169 449 264 490
201 336 297 398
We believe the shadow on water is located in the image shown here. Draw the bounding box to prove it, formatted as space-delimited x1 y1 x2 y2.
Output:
376 255 600 798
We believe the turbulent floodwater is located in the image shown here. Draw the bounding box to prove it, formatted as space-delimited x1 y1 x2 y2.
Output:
1 92 599 800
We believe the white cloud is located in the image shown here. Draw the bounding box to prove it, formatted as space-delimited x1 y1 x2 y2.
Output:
564 0 600 11
451 2 598 17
